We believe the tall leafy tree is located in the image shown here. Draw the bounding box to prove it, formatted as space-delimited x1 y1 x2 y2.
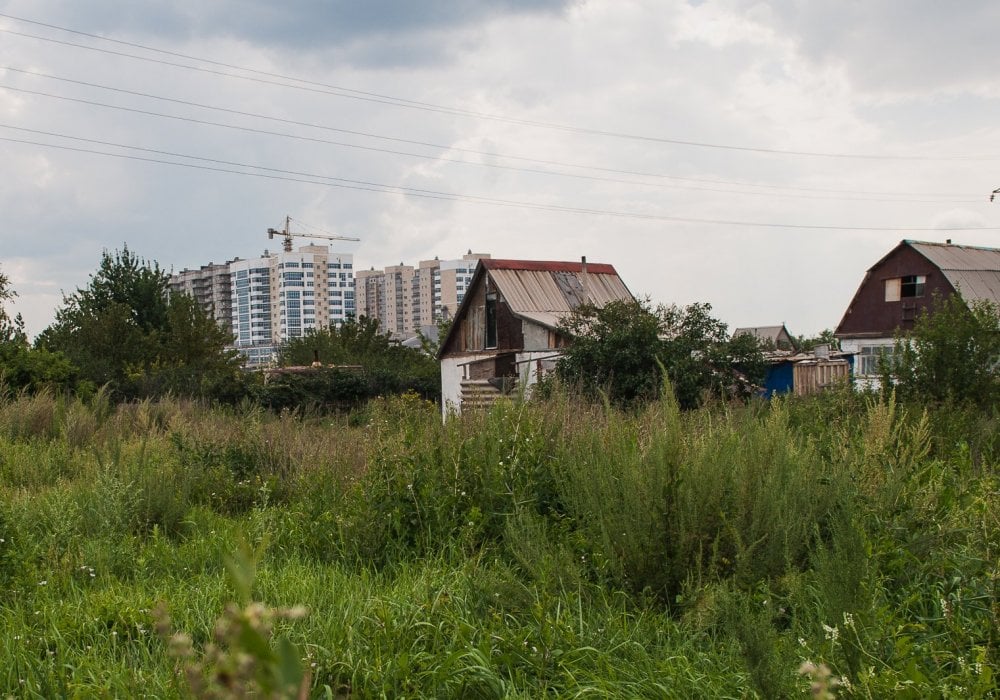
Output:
885 292 1000 407
557 299 765 409
556 298 664 406
38 246 238 398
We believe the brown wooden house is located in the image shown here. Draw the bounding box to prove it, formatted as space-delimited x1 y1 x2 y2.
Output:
437 257 633 413
835 239 1000 384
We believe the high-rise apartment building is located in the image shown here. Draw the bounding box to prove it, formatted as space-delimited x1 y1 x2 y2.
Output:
355 252 488 339
168 261 234 331
230 245 355 366
171 245 355 367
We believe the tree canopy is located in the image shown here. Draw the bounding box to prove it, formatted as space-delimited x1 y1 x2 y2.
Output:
556 299 765 409
884 292 1000 407
37 247 239 398
270 316 441 407
0 265 76 393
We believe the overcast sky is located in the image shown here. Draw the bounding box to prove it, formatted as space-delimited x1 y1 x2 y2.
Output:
2 0 999 340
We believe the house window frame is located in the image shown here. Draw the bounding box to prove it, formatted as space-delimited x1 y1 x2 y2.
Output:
901 274 926 298
857 344 895 377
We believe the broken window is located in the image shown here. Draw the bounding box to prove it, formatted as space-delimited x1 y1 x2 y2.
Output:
900 275 926 298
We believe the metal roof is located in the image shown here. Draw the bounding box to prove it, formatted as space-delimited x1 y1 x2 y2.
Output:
487 264 633 326
908 241 1000 304
438 258 635 355
733 325 791 343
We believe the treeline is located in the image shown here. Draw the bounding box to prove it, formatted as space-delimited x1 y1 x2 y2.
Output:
0 248 440 409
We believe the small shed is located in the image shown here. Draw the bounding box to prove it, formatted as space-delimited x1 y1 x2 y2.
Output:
761 349 852 397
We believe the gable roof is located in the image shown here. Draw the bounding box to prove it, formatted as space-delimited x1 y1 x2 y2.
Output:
438 258 633 357
481 258 632 330
905 240 1000 304
835 239 1000 338
733 325 792 345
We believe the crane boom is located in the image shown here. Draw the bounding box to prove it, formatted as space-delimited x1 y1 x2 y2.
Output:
267 215 360 252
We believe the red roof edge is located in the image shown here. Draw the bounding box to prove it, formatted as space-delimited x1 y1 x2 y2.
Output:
481 258 618 275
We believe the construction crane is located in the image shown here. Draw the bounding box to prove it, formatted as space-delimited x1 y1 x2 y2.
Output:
267 215 360 252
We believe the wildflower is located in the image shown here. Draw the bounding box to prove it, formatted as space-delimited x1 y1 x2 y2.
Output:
798 637 807 647
940 597 952 618
822 624 839 642
842 611 855 629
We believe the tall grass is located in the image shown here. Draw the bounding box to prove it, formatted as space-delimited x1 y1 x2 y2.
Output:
0 384 995 697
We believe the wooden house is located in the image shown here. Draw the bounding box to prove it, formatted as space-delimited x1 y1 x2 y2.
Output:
835 239 1000 386
437 257 633 413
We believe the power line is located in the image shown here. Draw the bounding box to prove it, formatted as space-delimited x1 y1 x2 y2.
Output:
2 14 997 162
3 128 998 232
1 66 978 202
0 83 981 207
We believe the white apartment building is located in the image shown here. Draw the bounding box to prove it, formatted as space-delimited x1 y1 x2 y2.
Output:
355 252 488 340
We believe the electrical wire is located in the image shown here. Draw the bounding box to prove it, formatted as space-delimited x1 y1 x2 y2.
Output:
3 127 998 232
0 82 982 206
0 66 978 202
1 14 998 161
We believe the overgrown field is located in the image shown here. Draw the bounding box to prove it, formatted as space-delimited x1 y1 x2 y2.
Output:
0 387 996 697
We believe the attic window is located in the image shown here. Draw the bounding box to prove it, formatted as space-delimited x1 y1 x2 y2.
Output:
885 275 926 301
901 275 926 298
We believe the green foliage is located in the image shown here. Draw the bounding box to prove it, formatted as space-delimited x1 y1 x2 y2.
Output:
0 387 996 697
0 265 78 394
556 298 664 406
37 246 239 399
659 301 766 409
794 328 840 352
272 316 440 407
556 298 766 409
886 292 1000 407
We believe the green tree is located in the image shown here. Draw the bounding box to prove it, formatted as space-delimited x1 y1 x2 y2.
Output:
277 316 440 404
794 329 840 352
885 292 1000 406
556 298 664 406
37 247 239 398
0 265 77 393
659 302 765 409
556 299 765 409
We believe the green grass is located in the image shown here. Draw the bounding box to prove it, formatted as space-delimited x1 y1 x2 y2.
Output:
0 387 996 697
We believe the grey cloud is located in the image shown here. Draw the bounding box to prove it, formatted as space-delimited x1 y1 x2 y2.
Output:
2 0 574 66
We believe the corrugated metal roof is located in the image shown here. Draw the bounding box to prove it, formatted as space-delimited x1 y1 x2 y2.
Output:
909 241 1000 272
489 267 633 316
909 241 1000 304
482 259 619 275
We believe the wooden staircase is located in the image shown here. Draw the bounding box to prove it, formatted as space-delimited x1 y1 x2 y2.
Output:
460 379 502 410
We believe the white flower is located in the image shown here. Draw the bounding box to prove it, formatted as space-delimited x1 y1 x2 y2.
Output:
842 612 855 629
822 624 839 642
